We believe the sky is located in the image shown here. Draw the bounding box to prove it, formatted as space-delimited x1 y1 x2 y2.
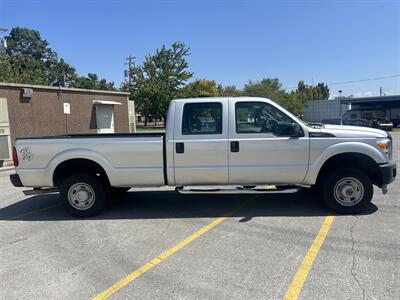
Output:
1 0 399 98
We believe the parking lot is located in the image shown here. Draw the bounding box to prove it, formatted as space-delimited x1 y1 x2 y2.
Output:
0 134 399 300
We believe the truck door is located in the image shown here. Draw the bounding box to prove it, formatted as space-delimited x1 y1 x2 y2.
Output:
173 99 229 185
228 99 309 185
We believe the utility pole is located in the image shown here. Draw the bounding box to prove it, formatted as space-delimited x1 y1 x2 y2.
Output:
124 55 135 85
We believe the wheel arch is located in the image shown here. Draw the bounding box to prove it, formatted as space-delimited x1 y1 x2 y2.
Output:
315 152 382 187
53 158 111 187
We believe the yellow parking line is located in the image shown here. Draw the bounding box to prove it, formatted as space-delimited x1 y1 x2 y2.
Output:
283 216 335 300
92 197 255 300
0 204 59 224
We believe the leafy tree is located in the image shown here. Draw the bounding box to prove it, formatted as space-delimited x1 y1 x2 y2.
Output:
314 82 329 100
217 84 242 97
47 58 77 86
241 78 305 116
123 42 193 122
178 79 218 98
296 80 329 102
0 27 116 90
0 27 76 86
243 78 283 98
72 73 116 91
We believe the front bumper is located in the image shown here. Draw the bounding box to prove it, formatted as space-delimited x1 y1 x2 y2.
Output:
379 162 397 185
10 173 24 187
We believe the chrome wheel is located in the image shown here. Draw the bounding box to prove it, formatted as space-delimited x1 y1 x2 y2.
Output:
333 177 364 207
68 183 96 210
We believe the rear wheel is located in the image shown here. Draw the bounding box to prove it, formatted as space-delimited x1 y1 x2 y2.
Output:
320 168 373 214
60 174 107 217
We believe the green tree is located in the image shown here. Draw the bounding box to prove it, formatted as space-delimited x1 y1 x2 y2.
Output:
72 73 116 91
241 78 305 116
243 78 283 98
217 84 242 96
178 79 219 98
123 42 193 122
0 27 76 86
296 80 329 102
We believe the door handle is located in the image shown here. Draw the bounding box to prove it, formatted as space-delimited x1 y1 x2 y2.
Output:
176 142 185 154
230 141 239 152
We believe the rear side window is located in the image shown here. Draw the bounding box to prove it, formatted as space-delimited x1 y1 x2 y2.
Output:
182 102 222 135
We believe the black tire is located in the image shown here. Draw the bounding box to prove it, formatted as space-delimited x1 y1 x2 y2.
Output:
60 174 107 217
320 168 373 214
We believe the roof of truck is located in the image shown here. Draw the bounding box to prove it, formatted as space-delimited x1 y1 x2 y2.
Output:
172 96 270 102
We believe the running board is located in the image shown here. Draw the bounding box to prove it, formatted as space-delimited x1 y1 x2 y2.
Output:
23 188 59 196
175 186 299 195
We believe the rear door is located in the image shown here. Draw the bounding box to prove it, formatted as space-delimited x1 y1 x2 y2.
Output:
173 99 229 185
228 99 309 184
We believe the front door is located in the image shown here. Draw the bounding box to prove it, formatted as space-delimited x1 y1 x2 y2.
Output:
96 105 115 133
228 100 309 185
173 100 229 185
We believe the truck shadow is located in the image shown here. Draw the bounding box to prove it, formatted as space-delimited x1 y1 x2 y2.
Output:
0 190 378 222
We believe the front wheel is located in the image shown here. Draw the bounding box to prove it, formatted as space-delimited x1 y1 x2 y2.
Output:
320 168 373 214
60 174 107 217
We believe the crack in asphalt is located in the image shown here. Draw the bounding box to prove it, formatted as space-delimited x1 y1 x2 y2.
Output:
349 216 366 300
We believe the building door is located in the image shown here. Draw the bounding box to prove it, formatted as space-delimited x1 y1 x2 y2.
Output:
96 104 115 133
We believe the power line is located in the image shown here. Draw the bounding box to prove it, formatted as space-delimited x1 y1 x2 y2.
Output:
329 74 400 85
284 74 400 90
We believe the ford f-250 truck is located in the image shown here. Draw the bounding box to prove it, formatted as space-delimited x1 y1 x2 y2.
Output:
10 97 397 217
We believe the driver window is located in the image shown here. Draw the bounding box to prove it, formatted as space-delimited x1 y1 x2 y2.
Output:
235 102 294 136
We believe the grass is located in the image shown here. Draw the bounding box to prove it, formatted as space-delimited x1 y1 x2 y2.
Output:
136 126 165 132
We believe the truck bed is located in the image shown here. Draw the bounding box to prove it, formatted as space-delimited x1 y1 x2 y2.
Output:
15 133 167 188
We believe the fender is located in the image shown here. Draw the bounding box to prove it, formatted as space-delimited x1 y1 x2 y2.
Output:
47 148 114 186
303 141 387 185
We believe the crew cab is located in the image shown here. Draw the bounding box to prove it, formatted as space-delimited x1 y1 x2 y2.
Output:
10 97 397 217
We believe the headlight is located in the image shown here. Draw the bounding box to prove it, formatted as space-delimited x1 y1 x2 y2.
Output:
377 138 391 159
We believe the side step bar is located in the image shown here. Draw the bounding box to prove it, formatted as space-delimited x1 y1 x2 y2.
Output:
23 188 59 196
176 185 299 195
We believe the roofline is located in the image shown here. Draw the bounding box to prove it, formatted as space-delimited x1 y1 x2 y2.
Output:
341 94 400 104
172 96 271 101
0 82 130 96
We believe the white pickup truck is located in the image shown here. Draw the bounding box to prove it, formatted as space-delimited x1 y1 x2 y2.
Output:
10 97 396 217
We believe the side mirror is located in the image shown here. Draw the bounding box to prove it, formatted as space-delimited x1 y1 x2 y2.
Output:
290 122 303 137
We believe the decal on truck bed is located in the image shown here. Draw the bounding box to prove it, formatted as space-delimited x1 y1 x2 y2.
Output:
20 147 33 161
